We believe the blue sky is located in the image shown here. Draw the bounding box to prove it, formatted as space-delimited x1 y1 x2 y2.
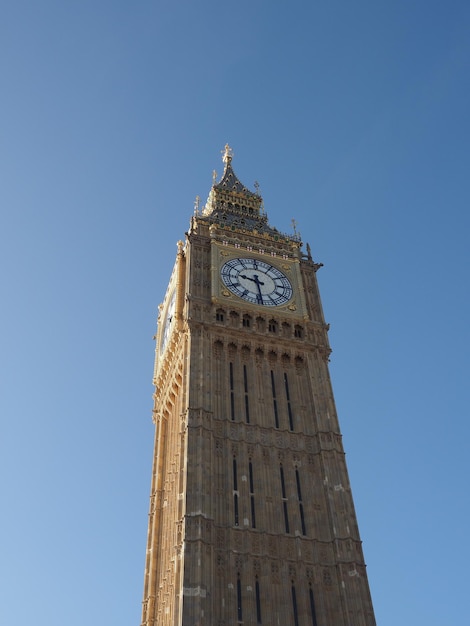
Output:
1 1 469 624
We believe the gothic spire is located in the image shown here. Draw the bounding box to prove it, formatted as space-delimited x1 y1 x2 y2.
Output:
214 144 257 196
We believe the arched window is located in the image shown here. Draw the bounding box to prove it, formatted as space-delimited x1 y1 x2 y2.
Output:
268 319 278 333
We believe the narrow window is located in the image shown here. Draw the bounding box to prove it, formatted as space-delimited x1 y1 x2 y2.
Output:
295 468 302 501
237 574 243 621
280 465 287 498
243 364 250 423
296 469 306 535
299 503 306 535
309 585 318 626
251 496 256 529
249 461 254 493
244 395 250 423
231 394 235 420
268 320 277 333
284 372 294 430
280 465 289 533
294 325 303 338
249 461 256 528
283 502 290 533
233 459 239 526
233 459 238 491
271 370 279 428
230 311 240 326
234 494 239 526
216 309 225 322
292 584 299 626
230 362 235 421
256 579 262 623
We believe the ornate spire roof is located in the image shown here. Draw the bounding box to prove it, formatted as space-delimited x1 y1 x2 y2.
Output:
214 144 257 196
203 144 263 218
197 145 301 248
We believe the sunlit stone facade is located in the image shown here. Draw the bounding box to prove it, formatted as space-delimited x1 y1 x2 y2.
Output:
141 147 375 625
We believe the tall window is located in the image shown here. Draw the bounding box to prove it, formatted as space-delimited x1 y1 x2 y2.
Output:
229 362 235 421
249 461 256 528
309 584 318 626
296 468 306 535
255 578 262 623
237 574 243 621
291 584 299 626
243 364 250 423
280 464 289 533
271 370 279 428
284 372 294 430
234 494 239 527
233 459 239 526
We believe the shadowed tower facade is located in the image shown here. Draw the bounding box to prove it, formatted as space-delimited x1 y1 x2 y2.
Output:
141 146 375 625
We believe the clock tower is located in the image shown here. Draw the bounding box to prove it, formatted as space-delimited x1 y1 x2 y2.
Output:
141 146 376 625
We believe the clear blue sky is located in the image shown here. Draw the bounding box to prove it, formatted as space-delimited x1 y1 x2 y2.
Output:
1 2 469 624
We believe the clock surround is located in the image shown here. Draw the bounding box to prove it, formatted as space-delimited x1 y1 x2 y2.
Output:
220 257 293 306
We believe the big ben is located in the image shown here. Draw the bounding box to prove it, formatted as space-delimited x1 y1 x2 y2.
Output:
141 146 376 625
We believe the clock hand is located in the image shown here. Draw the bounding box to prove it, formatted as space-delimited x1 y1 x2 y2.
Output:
250 274 264 303
255 280 263 302
240 273 265 287
240 273 264 302
252 273 264 287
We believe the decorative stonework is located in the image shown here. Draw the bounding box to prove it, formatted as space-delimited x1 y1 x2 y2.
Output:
142 148 376 626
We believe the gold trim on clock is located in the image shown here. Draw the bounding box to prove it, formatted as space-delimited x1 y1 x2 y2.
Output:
220 257 293 307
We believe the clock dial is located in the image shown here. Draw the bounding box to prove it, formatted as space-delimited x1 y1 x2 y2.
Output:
160 289 176 353
220 258 293 306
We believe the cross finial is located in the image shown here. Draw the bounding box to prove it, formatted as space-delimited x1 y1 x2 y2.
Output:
292 218 297 234
254 180 260 195
222 143 233 164
194 195 200 214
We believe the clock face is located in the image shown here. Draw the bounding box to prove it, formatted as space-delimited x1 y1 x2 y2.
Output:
160 289 176 354
220 258 293 306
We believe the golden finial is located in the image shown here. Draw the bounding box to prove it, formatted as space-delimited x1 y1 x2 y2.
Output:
222 143 233 164
212 170 217 185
